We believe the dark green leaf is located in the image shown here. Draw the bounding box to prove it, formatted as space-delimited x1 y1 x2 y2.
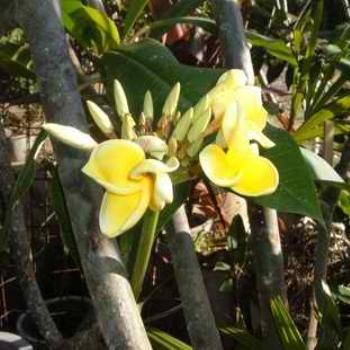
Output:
100 39 223 118
49 166 80 265
147 328 192 350
219 326 260 348
270 296 306 350
255 126 323 223
163 0 204 18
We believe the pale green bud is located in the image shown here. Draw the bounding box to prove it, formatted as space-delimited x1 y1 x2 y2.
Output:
187 108 212 143
171 108 193 142
114 79 129 119
86 100 114 136
143 90 154 121
162 82 180 118
138 112 146 135
193 95 209 120
42 123 97 151
121 114 137 140
168 137 178 157
186 137 204 158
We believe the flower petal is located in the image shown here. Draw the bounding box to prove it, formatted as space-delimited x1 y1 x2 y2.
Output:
82 139 145 194
150 173 173 211
233 86 268 131
130 157 179 179
199 144 239 187
216 69 247 88
221 102 238 147
248 130 275 149
231 154 279 196
99 178 152 237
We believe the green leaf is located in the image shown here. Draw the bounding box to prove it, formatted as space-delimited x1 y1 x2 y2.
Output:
219 326 260 348
49 166 80 265
246 31 297 66
255 126 323 223
62 0 120 54
148 331 191 350
100 39 223 118
293 95 350 143
0 131 47 250
270 296 306 350
300 148 344 185
123 0 149 38
162 0 204 18
147 328 192 350
227 215 247 266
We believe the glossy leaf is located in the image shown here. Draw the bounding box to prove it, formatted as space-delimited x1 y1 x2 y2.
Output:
220 327 260 348
100 39 223 118
255 126 323 223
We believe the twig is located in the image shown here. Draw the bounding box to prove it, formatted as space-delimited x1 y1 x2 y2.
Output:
169 205 223 350
15 0 151 348
0 125 62 346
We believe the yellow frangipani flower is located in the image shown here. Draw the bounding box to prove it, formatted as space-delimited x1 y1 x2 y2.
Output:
199 103 279 197
82 139 179 237
208 69 274 149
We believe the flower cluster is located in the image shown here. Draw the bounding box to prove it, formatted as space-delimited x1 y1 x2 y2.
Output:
42 69 278 238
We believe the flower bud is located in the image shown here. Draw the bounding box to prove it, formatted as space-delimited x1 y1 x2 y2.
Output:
186 137 203 158
42 123 97 151
168 137 178 156
138 112 146 135
114 79 129 119
193 95 209 120
86 100 114 136
162 82 180 118
135 135 168 160
187 108 212 143
171 108 193 142
143 90 154 122
121 115 137 140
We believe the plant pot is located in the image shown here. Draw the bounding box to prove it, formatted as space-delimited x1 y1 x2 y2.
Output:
0 331 33 350
16 296 93 350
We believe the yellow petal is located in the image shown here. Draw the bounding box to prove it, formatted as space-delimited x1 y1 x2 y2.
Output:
231 154 279 196
151 173 173 211
216 69 247 88
233 86 267 131
99 178 152 237
221 102 238 147
248 130 275 149
82 139 145 194
130 157 179 179
43 123 97 151
199 144 239 187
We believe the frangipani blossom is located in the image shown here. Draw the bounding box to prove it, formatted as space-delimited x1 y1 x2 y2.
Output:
208 69 274 149
199 103 279 197
82 139 179 237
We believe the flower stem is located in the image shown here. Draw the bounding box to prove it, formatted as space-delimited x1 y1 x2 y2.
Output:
131 210 160 300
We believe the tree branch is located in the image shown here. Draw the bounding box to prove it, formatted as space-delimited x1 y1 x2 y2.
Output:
169 205 223 350
15 0 151 348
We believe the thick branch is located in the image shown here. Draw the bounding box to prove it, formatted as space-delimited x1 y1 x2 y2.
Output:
0 125 62 346
169 206 223 350
15 0 151 348
211 0 255 84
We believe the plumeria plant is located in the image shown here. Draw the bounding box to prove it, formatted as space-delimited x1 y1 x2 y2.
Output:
42 68 279 299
